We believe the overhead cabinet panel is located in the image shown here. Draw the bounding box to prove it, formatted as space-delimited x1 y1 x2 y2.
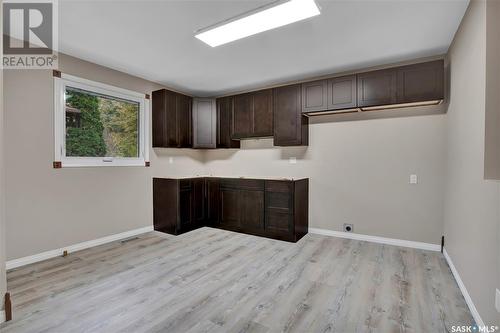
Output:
357 60 444 109
176 94 192 147
232 93 253 139
216 97 240 148
231 89 273 139
193 98 217 148
357 69 398 108
327 75 357 110
302 80 328 113
252 89 274 137
152 89 192 148
396 60 444 103
273 84 309 146
152 89 167 147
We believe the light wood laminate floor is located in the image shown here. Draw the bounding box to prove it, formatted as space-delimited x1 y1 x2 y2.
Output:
1 227 473 333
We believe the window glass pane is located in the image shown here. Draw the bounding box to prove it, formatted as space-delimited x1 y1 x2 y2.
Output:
65 86 140 158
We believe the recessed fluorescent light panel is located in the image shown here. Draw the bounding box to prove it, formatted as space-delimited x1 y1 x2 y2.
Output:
195 0 321 47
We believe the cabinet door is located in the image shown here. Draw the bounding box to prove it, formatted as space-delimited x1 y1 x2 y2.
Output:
265 181 293 234
240 190 264 232
232 93 253 139
252 89 273 137
179 185 192 232
153 178 178 234
176 93 192 148
273 84 309 146
192 178 205 224
397 60 444 103
206 178 220 225
216 97 240 148
152 90 167 147
220 188 240 229
302 80 328 113
327 75 357 110
152 89 178 147
357 69 397 107
193 99 216 148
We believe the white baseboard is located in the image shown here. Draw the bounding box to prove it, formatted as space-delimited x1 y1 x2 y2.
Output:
0 310 5 324
308 227 441 252
443 248 484 327
6 226 154 270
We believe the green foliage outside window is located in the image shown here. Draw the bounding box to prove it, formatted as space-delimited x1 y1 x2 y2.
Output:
65 87 139 158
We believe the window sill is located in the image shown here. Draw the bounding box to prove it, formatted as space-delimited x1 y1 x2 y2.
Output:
54 159 149 168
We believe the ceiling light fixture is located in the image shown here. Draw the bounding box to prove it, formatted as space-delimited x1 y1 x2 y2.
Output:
195 0 321 47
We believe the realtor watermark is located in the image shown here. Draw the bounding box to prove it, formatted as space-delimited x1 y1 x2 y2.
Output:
451 325 499 333
2 0 58 69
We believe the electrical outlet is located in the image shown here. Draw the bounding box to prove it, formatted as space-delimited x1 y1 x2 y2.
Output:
168 157 174 164
289 157 297 164
343 223 354 233
409 174 418 184
496 289 500 313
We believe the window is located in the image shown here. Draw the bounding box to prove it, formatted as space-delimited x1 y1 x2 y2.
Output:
54 74 149 167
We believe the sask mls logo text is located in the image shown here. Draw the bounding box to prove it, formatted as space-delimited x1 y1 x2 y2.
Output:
2 0 58 69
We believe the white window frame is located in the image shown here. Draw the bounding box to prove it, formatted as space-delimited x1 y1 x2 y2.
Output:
54 73 150 167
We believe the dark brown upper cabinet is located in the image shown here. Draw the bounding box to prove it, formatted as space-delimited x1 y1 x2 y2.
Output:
301 80 328 113
302 76 357 115
232 89 273 139
152 59 444 149
192 98 216 149
327 75 357 110
396 60 444 104
252 89 274 137
232 93 253 138
216 97 240 149
273 84 309 146
176 94 192 147
152 89 192 148
357 69 398 108
357 60 444 109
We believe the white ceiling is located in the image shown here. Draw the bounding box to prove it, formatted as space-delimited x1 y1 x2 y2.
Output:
59 0 469 97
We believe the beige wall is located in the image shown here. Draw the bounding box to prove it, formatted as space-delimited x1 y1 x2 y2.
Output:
444 0 500 325
485 0 500 180
1 0 7 315
204 111 446 244
3 54 205 261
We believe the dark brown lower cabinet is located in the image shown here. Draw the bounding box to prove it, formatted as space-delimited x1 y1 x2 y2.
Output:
153 177 308 242
205 178 220 226
219 187 240 229
153 178 204 235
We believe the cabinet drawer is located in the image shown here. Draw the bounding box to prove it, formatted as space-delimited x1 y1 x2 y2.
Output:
265 180 292 193
266 192 291 210
179 179 191 189
265 209 292 233
220 178 264 190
